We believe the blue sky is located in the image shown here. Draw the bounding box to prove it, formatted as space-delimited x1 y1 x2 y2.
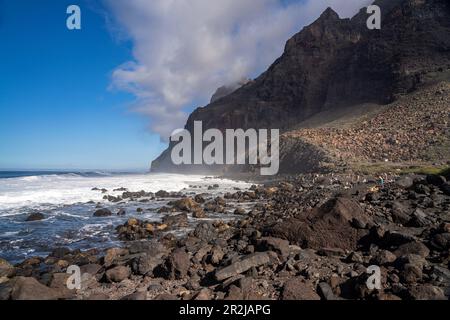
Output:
0 0 367 171
0 0 165 171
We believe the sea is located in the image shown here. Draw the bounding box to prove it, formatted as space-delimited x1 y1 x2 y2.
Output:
0 170 252 263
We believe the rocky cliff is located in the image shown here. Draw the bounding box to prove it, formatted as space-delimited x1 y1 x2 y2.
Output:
152 0 450 175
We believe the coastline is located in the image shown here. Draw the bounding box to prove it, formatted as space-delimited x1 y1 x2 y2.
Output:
1 170 449 300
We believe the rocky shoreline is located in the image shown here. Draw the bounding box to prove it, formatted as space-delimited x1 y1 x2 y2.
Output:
1 171 450 300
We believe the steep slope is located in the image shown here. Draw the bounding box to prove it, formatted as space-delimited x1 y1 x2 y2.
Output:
152 0 450 174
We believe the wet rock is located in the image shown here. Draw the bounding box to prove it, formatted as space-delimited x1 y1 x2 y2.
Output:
26 213 45 222
162 213 188 228
117 209 126 216
192 207 206 219
155 190 170 198
106 266 130 283
104 195 121 203
281 278 320 300
194 194 206 204
93 208 113 217
215 253 270 281
158 206 175 214
50 247 71 259
234 207 246 215
204 201 226 213
169 197 200 212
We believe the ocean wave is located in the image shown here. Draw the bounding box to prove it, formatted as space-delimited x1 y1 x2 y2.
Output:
0 173 252 211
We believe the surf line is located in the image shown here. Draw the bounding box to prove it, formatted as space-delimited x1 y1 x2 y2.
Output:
170 121 280 176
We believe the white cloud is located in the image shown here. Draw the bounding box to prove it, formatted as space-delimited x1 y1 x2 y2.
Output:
105 0 371 140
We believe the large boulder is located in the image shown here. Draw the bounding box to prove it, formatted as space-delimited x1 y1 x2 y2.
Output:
131 253 164 276
268 197 369 250
408 284 447 300
162 213 188 228
49 273 76 299
257 237 290 259
10 277 63 300
163 249 190 280
103 248 129 268
215 253 270 281
26 213 45 222
93 208 113 217
394 242 430 258
106 266 130 283
169 197 200 212
193 222 218 243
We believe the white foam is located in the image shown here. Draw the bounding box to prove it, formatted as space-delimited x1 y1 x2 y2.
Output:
0 173 250 212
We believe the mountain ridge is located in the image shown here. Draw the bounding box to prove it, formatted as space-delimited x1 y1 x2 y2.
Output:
151 0 450 175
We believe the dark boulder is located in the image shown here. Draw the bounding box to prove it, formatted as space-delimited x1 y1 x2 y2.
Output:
163 249 190 280
267 197 369 250
25 213 45 222
193 222 218 243
93 208 113 217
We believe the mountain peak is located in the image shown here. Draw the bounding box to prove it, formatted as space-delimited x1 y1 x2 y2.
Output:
318 7 340 21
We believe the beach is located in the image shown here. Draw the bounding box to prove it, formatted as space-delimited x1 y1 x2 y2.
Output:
0 171 252 263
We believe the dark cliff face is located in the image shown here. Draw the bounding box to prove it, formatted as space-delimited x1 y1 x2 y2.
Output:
152 0 450 174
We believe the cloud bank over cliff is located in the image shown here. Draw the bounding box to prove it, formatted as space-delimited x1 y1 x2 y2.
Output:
105 0 370 140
